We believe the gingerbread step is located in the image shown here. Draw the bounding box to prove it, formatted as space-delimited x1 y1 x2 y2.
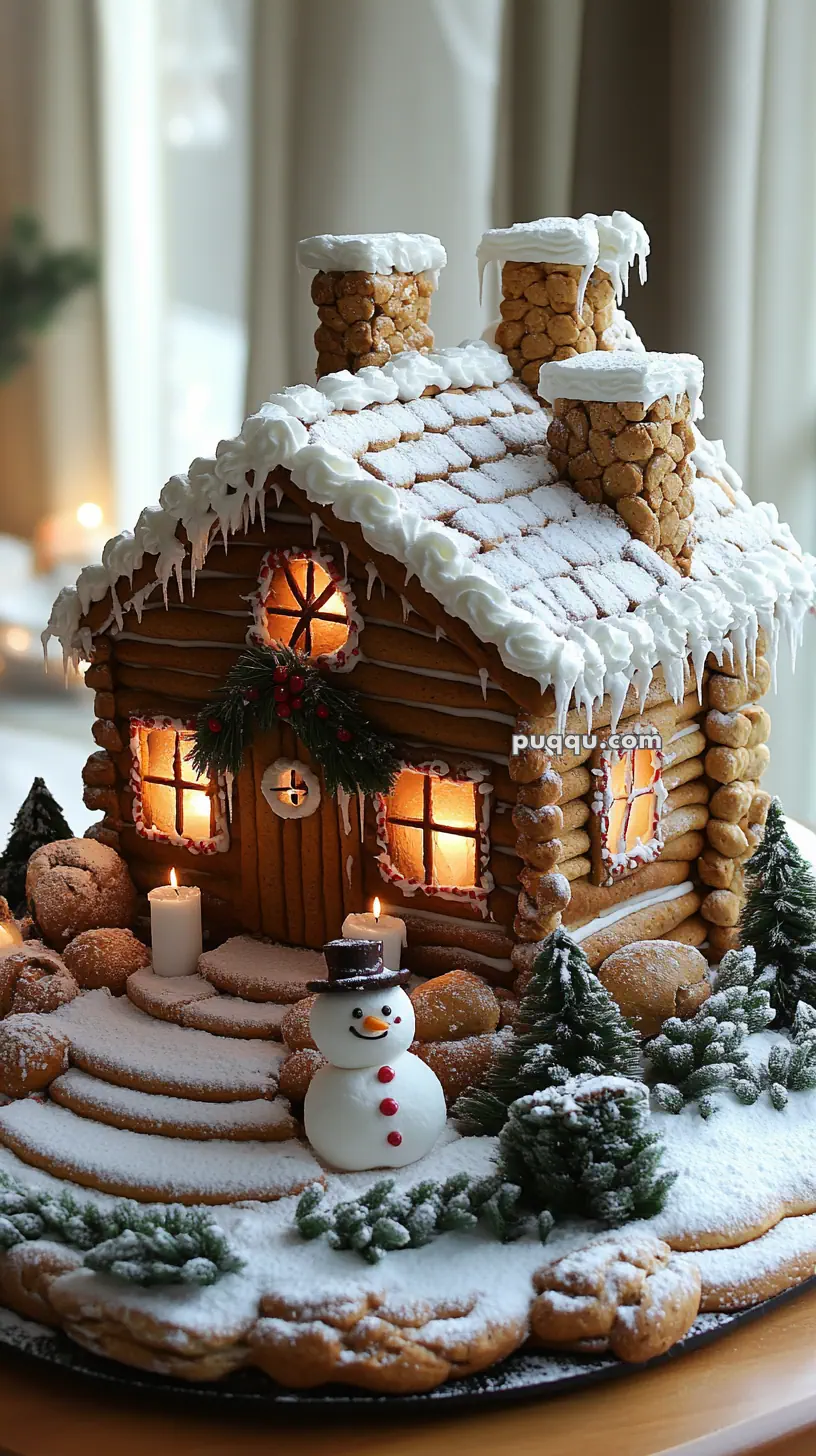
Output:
198 938 327 1004
49 1068 298 1142
127 969 287 1039
51 989 285 1102
126 969 217 1022
0 1099 321 1204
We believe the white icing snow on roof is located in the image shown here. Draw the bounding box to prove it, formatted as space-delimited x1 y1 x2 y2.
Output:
584 211 650 301
538 350 704 421
296 233 447 275
44 339 816 732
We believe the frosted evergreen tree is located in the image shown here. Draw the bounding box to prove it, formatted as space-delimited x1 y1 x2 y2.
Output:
498 1075 676 1226
741 799 816 1026
0 779 72 913
454 927 641 1136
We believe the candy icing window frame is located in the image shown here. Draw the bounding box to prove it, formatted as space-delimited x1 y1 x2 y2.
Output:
248 547 362 672
129 715 230 856
589 733 666 886
374 760 494 916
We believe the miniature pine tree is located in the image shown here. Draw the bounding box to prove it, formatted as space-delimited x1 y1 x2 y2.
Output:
498 1075 676 1226
740 800 816 1027
454 927 642 1136
0 778 73 913
0 214 96 382
761 1002 816 1110
646 952 774 1118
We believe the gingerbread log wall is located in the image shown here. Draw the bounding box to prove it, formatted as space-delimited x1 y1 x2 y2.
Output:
79 494 519 965
508 670 712 975
698 642 772 959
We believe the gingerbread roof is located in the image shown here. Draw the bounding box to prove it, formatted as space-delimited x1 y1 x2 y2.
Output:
44 339 816 729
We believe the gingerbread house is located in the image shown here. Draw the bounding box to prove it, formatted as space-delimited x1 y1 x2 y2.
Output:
44 220 816 988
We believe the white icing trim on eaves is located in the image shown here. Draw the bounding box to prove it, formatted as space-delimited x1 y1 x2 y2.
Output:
43 342 816 737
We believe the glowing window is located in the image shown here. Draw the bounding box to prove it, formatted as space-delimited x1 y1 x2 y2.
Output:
130 717 228 853
250 548 361 670
594 743 663 883
265 556 349 658
376 764 493 904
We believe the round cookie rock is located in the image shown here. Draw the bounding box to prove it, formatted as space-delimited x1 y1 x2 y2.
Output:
598 940 711 1038
410 970 500 1043
281 996 317 1052
64 928 150 994
278 1047 326 1102
413 1028 512 1106
26 839 136 949
0 942 77 1017
0 1013 69 1097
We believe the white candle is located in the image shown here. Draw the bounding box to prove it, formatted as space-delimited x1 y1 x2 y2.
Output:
341 899 406 972
148 870 202 978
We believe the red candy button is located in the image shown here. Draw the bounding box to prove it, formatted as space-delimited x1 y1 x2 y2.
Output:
379 1098 399 1116
377 1066 395 1083
387 1131 403 1147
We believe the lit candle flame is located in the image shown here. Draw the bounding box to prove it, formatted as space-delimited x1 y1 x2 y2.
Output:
169 868 179 895
372 897 381 922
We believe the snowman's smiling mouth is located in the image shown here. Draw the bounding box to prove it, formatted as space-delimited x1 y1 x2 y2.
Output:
349 1027 388 1040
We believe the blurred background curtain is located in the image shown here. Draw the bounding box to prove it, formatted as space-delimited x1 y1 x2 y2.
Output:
1 0 815 811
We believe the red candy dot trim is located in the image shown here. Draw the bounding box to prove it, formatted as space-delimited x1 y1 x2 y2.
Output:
387 1131 402 1147
379 1098 399 1117
377 1066 395 1083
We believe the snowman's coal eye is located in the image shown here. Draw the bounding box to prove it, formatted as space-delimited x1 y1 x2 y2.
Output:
351 1008 363 1019
381 1005 391 1016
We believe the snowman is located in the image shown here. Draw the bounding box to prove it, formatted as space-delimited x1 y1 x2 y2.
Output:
304 938 447 1172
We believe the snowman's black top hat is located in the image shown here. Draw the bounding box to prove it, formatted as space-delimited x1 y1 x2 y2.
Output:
307 938 410 994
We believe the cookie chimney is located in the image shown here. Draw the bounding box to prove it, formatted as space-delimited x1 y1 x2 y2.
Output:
478 212 650 388
297 232 446 380
538 350 702 577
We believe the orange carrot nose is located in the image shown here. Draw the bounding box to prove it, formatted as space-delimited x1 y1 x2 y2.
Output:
363 1015 389 1033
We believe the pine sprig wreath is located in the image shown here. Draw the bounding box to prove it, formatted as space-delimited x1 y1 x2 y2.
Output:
740 799 816 1026
0 1172 242 1287
192 643 400 797
454 927 642 1137
498 1075 676 1227
295 1172 553 1263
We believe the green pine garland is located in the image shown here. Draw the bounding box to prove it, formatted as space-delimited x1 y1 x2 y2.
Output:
454 927 642 1137
646 946 774 1117
0 1172 242 1288
498 1075 676 1227
191 643 400 797
295 1173 553 1264
740 799 816 1026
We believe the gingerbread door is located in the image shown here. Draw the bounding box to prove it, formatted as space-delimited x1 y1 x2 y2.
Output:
239 725 350 947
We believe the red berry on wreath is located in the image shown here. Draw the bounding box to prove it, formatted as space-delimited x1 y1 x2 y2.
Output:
277 702 292 718
208 718 223 734
315 703 330 720
273 665 289 684
337 727 353 743
245 687 260 702
290 697 303 711
289 674 305 694
274 684 289 702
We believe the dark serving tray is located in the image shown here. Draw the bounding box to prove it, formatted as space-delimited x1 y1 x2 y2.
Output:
1 1276 814 1413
